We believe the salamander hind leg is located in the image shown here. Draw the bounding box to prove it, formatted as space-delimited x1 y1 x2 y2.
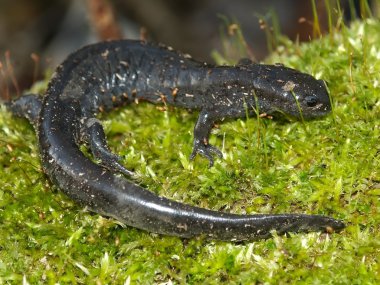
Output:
6 94 42 126
190 110 223 167
80 117 134 176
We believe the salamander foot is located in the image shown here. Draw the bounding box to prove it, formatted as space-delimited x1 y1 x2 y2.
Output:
190 140 222 167
81 118 134 176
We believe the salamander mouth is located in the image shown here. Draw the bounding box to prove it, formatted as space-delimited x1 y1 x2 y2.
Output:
310 103 331 116
266 110 299 121
313 103 324 110
268 103 331 121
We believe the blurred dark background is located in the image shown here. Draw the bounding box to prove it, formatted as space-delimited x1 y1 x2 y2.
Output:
0 0 375 98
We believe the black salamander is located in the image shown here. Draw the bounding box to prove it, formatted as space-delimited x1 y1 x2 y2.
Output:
7 40 345 241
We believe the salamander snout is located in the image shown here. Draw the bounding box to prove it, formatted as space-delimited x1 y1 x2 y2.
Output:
294 78 332 119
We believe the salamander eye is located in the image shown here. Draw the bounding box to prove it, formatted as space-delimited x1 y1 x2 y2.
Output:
305 96 318 107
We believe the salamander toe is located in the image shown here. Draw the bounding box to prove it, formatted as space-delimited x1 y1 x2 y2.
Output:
190 140 222 167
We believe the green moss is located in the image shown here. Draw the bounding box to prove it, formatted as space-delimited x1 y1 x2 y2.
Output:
1 19 379 284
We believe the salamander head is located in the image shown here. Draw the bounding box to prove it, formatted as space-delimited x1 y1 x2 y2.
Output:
252 65 331 120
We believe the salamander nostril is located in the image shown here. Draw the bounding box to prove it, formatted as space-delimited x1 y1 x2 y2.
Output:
305 96 318 107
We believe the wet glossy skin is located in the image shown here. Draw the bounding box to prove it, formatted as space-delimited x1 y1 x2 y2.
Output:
7 40 344 241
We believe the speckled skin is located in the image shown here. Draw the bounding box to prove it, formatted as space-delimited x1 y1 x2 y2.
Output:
8 40 344 241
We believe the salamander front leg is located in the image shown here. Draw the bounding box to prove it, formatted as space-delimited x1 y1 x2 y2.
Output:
190 110 222 167
81 118 134 176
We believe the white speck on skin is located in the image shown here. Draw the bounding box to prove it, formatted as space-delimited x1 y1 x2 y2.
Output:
282 81 295 92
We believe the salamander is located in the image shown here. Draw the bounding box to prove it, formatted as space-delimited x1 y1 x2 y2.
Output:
6 40 345 241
